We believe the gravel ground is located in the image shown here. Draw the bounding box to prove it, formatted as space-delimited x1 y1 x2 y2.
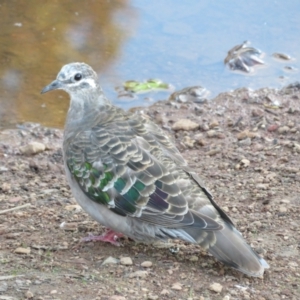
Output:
0 84 299 300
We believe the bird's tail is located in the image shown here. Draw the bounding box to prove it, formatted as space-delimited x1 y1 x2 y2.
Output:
184 222 269 277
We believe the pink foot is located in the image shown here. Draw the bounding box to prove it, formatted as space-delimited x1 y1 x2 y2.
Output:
81 229 123 246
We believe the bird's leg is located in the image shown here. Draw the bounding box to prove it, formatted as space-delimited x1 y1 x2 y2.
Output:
81 228 123 246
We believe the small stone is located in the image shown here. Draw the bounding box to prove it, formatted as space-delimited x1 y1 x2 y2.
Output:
109 296 126 300
1 183 11 192
172 119 199 131
128 270 148 278
0 282 8 292
238 137 251 146
209 119 219 128
15 247 31 254
240 159 250 167
141 261 153 268
64 204 82 211
278 206 287 213
102 256 119 265
209 282 223 293
171 282 182 290
19 142 46 155
237 130 249 140
182 136 195 148
268 124 279 132
25 290 34 299
147 294 159 300
223 296 231 300
278 126 289 134
207 130 217 138
252 108 264 117
206 147 221 156
120 256 133 265
280 199 290 204
50 290 57 294
160 289 170 295
189 255 198 262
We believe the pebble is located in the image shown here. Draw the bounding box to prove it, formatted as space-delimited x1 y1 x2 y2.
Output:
238 137 251 146
278 126 289 134
19 142 46 155
109 296 126 300
252 108 264 117
147 294 159 300
172 119 199 131
268 124 279 132
207 130 217 138
182 136 195 148
102 256 119 265
128 270 148 278
160 289 170 295
141 261 153 268
171 282 182 290
15 247 31 254
120 256 133 266
189 255 198 262
50 290 57 294
278 206 287 213
25 290 34 299
209 282 223 293
0 282 8 292
240 158 250 167
209 119 219 128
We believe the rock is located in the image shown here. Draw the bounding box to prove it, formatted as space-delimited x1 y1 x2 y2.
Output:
25 290 34 299
278 126 289 134
189 255 198 262
0 282 8 292
171 282 182 290
238 137 251 146
252 108 264 117
182 136 195 148
19 142 46 155
160 289 170 295
209 282 223 293
50 290 57 294
128 270 148 278
109 296 126 300
240 158 250 167
147 294 159 300
209 119 219 128
1 183 11 192
268 124 279 132
14 247 31 254
207 130 217 138
141 261 153 268
172 119 199 131
102 256 119 265
120 256 133 266
278 206 287 213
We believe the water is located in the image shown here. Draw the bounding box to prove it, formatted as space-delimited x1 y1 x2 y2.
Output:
0 0 299 129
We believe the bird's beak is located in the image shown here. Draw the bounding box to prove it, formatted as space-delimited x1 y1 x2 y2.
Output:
41 80 63 94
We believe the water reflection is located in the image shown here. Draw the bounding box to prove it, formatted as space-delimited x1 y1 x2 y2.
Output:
0 0 299 129
0 0 132 128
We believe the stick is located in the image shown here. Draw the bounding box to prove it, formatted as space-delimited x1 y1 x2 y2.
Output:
0 203 31 215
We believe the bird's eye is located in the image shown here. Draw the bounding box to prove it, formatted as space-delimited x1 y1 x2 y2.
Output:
74 73 82 81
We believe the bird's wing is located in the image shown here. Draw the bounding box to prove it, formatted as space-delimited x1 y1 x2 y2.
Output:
65 112 222 231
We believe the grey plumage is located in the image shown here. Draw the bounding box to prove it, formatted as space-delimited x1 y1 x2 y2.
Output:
42 62 269 276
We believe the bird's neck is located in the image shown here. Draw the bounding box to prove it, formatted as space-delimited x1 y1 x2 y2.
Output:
64 88 112 134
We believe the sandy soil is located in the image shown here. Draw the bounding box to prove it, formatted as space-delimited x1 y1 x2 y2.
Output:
0 84 299 300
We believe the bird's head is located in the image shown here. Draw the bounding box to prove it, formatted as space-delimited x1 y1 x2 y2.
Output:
41 62 99 95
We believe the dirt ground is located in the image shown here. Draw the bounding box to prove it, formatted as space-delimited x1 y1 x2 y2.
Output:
0 84 300 300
